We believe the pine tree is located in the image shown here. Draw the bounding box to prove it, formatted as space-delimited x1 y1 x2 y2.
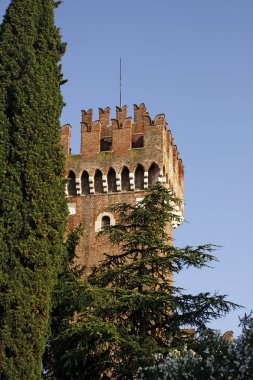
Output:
88 183 239 377
45 227 118 380
49 184 239 379
46 227 120 380
0 1 67 378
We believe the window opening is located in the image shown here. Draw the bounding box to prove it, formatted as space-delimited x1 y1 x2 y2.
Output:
135 165 144 190
100 137 112 152
101 215 110 227
121 167 130 191
132 123 144 148
132 133 144 148
81 171 89 195
67 171 77 196
94 170 103 193
148 163 160 187
108 168 117 192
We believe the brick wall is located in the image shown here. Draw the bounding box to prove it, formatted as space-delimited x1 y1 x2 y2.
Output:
62 103 184 274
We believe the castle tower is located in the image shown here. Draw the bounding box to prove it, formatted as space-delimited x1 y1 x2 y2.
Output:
61 103 184 275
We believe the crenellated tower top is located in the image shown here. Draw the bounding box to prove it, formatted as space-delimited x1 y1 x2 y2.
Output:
61 103 178 155
61 103 184 272
61 103 184 208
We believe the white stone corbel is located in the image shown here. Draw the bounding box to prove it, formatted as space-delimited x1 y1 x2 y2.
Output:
144 171 149 189
89 176 94 194
129 172 135 190
171 206 184 228
75 178 81 195
157 169 164 183
102 175 108 192
116 174 121 191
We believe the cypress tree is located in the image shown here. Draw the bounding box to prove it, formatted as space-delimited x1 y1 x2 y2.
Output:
0 1 67 378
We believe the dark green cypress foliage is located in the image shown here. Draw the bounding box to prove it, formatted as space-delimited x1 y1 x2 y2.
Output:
0 1 67 378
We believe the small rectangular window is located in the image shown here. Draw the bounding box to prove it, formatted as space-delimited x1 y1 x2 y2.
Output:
132 134 144 148
100 137 112 151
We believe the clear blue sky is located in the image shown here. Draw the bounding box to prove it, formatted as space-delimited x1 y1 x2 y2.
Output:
1 0 252 336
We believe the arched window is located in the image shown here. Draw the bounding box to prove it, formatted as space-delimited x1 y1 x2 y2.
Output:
121 166 130 191
101 215 111 227
148 163 160 187
107 168 117 193
135 164 144 190
81 170 89 195
95 212 116 232
94 169 103 193
67 171 77 196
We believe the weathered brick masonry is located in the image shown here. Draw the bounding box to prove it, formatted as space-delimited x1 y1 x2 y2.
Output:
61 103 184 275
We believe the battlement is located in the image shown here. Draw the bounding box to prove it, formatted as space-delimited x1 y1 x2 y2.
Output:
80 103 150 129
79 103 167 132
61 103 184 202
62 103 173 156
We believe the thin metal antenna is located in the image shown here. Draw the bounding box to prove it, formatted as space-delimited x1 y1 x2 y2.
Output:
120 57 122 108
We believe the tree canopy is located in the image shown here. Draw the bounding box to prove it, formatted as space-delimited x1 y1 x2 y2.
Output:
48 184 239 379
137 313 253 380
